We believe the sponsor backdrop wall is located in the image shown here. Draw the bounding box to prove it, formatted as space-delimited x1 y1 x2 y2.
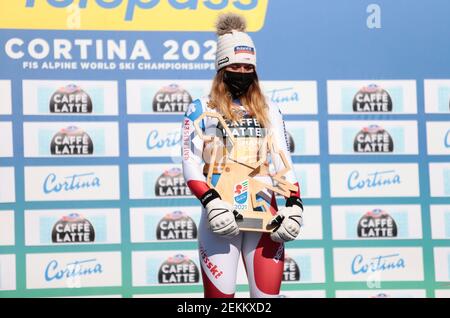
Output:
0 0 449 298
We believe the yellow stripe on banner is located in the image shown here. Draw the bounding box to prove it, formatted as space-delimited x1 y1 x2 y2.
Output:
0 0 268 32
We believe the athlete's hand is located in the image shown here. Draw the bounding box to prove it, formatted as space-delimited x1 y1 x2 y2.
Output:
200 189 243 238
270 197 303 243
206 198 243 238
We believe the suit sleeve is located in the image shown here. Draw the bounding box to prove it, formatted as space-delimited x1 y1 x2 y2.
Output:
269 103 301 199
181 99 211 200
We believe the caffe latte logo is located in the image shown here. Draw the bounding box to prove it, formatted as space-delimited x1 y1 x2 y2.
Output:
353 125 394 153
287 131 295 153
153 84 192 113
283 256 300 281
49 84 93 113
156 210 197 240
357 209 398 238
51 213 95 243
158 254 200 284
155 168 191 197
50 126 94 155
352 84 393 112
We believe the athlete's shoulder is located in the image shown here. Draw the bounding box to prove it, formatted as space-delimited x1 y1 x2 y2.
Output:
266 100 282 113
267 101 284 123
184 97 209 121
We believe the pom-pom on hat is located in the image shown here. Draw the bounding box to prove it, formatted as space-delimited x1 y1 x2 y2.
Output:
215 13 256 71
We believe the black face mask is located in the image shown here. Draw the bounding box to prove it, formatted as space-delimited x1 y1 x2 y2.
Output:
223 71 256 98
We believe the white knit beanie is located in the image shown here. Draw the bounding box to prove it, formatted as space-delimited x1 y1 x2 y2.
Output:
215 13 256 71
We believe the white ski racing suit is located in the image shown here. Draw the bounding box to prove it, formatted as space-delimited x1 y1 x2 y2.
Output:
181 97 301 298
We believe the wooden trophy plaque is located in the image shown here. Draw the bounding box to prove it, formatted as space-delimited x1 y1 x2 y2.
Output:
193 111 297 233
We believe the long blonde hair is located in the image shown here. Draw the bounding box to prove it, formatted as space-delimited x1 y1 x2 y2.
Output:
208 69 271 128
